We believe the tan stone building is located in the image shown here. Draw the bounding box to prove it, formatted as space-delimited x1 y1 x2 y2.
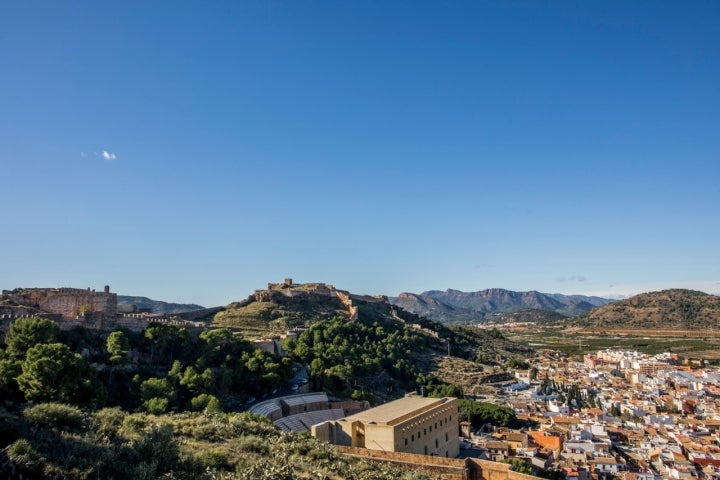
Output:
312 396 459 458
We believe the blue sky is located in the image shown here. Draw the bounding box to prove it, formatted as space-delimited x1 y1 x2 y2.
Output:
1 1 718 306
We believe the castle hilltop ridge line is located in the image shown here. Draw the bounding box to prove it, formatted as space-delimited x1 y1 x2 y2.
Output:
233 278 389 322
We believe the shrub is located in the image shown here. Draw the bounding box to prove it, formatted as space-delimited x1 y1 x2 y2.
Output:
121 413 149 435
143 396 168 414
131 424 179 476
92 407 127 442
23 402 85 431
195 448 230 470
236 435 269 455
190 393 223 413
228 412 276 437
5 438 45 477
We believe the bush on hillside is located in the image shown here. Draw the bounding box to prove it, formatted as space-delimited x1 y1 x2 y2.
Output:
23 403 85 431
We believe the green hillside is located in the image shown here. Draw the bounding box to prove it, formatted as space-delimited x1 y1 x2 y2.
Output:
212 282 533 400
577 289 720 331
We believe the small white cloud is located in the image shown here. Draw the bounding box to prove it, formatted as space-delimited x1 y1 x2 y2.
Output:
102 150 117 161
80 152 88 158
474 263 494 270
556 275 587 283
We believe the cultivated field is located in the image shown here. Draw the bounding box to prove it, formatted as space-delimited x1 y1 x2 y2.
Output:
502 325 720 360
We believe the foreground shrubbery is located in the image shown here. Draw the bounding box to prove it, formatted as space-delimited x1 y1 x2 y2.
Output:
0 317 294 412
0 406 429 480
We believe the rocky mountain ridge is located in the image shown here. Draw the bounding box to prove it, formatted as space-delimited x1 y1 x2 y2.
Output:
390 288 615 323
117 295 204 315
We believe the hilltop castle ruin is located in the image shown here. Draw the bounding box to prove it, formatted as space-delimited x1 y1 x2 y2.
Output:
1 286 118 329
237 278 388 321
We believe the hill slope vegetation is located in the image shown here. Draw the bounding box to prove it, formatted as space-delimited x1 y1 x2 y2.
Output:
577 289 720 331
212 282 533 400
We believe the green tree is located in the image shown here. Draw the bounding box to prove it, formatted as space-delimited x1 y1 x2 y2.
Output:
0 349 23 401
106 331 130 364
180 365 214 396
428 383 464 398
143 396 169 414
502 458 532 474
459 400 517 428
145 324 192 366
106 330 130 393
190 393 223 413
140 377 175 402
4 317 60 359
198 328 251 367
17 342 98 405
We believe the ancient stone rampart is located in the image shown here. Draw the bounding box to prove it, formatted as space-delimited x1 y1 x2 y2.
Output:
0 286 206 332
2 286 116 321
335 291 359 320
337 447 542 480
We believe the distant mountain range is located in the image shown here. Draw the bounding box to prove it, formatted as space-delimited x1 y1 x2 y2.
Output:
389 288 615 324
117 296 204 315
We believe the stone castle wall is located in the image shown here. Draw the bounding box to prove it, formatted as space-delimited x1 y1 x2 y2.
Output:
40 289 117 319
2 287 117 321
337 447 542 480
335 291 359 321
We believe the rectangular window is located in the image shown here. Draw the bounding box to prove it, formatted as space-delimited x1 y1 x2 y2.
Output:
405 438 408 446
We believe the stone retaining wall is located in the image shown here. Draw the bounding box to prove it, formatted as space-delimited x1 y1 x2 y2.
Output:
336 446 543 480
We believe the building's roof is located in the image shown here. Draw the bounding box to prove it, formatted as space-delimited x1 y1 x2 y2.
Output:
486 441 510 450
282 393 329 407
274 408 345 432
508 432 527 442
342 396 455 426
249 401 281 417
